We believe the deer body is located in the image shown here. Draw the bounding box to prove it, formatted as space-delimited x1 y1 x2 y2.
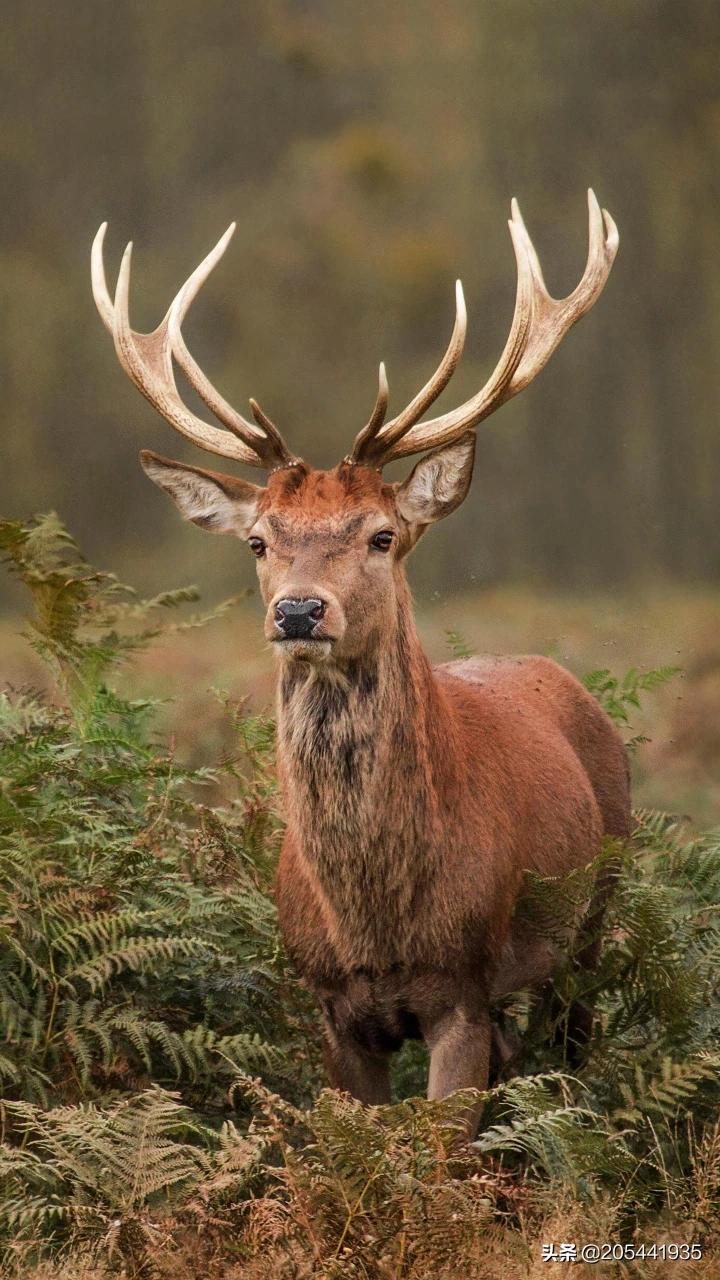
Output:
92 190 629 1113
269 480 630 1102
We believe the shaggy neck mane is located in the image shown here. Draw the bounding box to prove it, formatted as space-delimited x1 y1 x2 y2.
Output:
275 578 464 967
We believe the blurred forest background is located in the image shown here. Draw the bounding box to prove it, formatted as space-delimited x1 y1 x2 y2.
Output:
1 0 720 822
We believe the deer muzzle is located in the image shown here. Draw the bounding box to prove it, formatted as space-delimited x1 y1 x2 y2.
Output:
265 588 345 661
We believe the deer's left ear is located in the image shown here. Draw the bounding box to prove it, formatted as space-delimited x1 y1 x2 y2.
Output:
395 433 476 530
140 450 264 537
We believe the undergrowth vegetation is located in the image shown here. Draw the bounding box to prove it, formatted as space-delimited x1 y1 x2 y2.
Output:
1 514 719 1279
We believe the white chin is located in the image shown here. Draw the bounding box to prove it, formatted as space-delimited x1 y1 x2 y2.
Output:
275 638 333 663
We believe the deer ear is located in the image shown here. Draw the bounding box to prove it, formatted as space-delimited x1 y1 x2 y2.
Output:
395 433 475 529
139 450 264 537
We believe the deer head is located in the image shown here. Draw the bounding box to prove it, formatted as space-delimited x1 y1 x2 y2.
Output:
91 193 618 665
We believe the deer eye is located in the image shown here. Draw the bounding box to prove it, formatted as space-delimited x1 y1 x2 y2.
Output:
248 536 266 558
370 529 394 553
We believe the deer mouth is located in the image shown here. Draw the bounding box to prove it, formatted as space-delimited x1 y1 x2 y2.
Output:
273 636 334 663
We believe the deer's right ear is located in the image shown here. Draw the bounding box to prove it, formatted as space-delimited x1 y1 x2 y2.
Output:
139 451 264 537
395 433 476 530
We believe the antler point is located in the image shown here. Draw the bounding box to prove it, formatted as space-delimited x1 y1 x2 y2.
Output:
91 222 109 257
601 207 620 252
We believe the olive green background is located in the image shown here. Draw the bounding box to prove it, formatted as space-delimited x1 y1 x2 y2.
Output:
2 0 719 602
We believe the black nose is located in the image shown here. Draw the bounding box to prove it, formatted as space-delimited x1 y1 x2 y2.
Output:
274 598 326 639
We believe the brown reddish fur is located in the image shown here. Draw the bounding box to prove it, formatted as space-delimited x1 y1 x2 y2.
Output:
265 465 631 1106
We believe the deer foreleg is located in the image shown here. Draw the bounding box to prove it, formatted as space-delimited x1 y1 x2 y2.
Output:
424 1005 491 1135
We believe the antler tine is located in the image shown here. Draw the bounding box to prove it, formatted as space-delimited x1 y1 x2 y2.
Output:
365 190 618 465
91 222 116 333
351 280 468 465
248 397 301 469
91 224 297 470
347 362 390 463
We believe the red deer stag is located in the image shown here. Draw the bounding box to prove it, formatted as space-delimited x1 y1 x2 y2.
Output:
91 192 630 1119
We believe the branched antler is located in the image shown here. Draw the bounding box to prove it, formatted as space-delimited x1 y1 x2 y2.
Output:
91 224 299 471
351 190 618 467
92 191 617 476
